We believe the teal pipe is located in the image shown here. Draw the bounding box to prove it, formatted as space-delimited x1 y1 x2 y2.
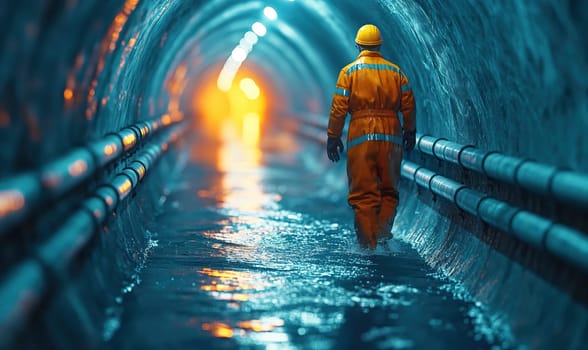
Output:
0 124 185 346
0 117 179 236
401 160 588 272
416 134 588 209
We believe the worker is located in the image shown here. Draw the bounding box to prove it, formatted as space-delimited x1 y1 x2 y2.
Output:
327 24 416 250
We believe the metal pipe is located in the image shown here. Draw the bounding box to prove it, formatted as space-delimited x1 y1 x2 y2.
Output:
0 173 42 236
118 127 140 152
40 148 96 199
0 124 185 345
401 160 588 272
95 186 119 213
415 133 588 209
86 134 124 168
454 188 486 216
0 118 180 237
81 196 109 226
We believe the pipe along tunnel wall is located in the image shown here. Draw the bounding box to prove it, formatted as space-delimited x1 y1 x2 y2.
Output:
0 0 587 348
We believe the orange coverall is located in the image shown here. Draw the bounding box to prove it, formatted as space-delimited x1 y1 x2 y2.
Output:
328 50 416 248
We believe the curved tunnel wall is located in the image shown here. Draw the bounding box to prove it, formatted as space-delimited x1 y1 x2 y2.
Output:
0 0 587 348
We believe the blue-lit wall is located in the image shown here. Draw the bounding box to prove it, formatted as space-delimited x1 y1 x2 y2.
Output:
0 0 586 348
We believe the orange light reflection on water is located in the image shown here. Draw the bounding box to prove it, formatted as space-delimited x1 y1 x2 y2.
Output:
201 322 234 338
198 267 270 303
238 317 285 332
189 65 288 341
199 317 287 340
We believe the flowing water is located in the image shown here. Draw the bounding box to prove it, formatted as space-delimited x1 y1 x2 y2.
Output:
109 131 516 349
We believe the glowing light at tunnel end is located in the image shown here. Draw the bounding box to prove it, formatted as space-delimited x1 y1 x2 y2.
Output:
263 7 278 21
251 22 267 37
240 78 260 100
217 8 274 92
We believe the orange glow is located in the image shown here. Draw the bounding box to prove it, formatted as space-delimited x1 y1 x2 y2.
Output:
64 53 84 109
161 114 172 126
242 112 260 146
104 144 117 156
192 65 268 152
239 78 260 100
198 268 270 302
117 178 132 195
201 322 234 338
201 284 235 292
136 165 146 179
0 190 25 218
189 67 272 213
238 318 285 332
122 134 136 148
64 88 74 101
152 120 160 131
68 160 88 177
190 64 285 220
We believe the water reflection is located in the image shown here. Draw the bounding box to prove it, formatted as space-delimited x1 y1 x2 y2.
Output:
200 318 289 342
197 266 288 340
201 322 234 339
198 267 270 302
218 151 267 212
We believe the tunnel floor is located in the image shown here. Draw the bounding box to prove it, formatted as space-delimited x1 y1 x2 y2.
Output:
107 128 512 349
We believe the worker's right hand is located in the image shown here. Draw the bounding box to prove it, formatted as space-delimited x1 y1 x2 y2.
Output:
327 137 344 162
403 129 416 151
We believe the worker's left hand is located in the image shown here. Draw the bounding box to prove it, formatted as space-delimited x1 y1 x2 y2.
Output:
327 137 344 162
403 129 416 151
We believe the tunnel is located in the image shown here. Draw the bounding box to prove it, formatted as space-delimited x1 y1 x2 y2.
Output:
1 0 587 348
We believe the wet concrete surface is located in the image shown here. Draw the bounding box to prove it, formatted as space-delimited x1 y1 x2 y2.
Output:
108 133 514 349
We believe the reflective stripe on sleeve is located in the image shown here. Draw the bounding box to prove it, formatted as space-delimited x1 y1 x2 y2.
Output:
346 63 400 75
347 133 402 149
334 87 350 97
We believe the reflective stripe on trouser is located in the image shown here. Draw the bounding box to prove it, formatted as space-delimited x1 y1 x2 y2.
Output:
347 137 402 247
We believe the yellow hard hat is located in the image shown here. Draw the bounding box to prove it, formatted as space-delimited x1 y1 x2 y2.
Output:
355 24 383 46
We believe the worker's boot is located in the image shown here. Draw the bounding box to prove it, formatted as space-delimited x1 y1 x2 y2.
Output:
354 215 377 250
